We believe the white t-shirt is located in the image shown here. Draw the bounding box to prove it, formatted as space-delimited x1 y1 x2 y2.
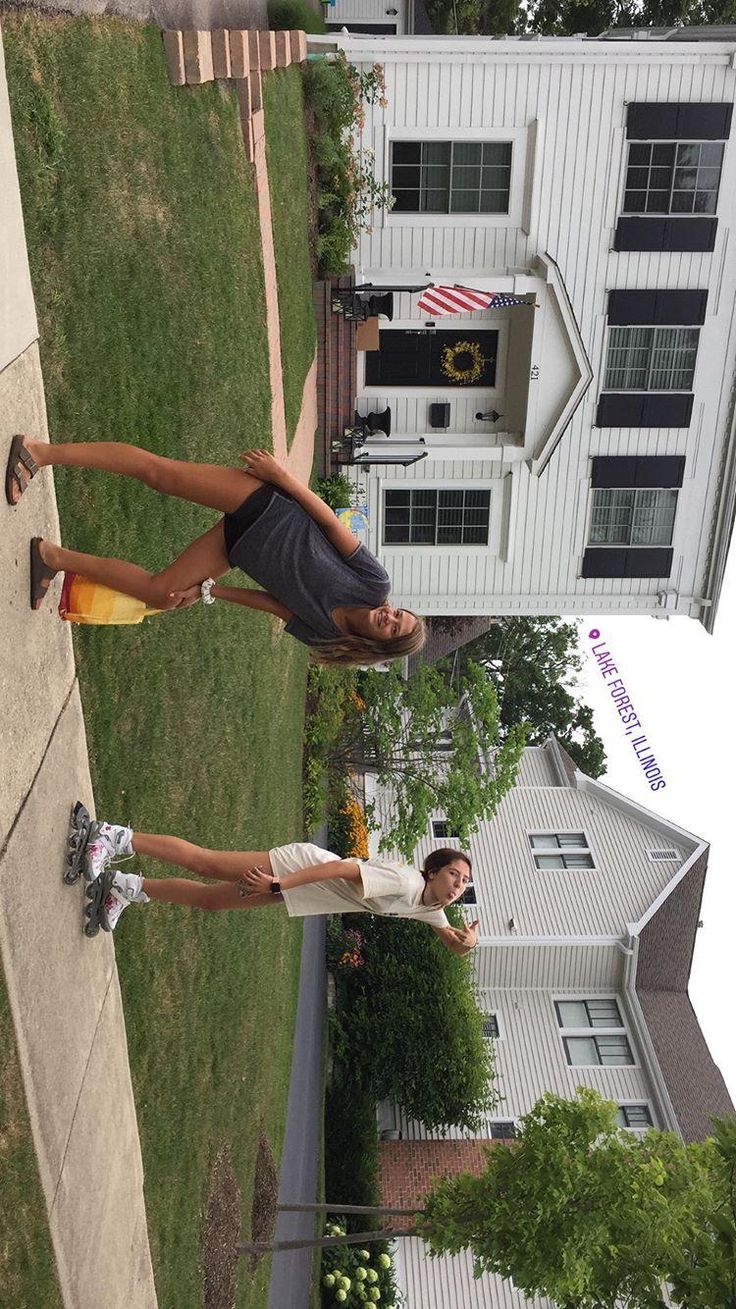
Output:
269 841 450 928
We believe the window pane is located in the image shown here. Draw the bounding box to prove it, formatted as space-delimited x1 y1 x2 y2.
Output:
450 189 480 212
563 852 595 869
452 141 482 165
565 1037 600 1065
557 1001 590 1028
423 141 451 165
483 1014 500 1038
483 141 512 166
530 833 560 849
621 1104 652 1128
630 489 677 546
392 141 420 165
651 143 676 166
557 833 587 848
490 1121 517 1138
586 999 622 1027
535 854 565 869
598 1036 633 1065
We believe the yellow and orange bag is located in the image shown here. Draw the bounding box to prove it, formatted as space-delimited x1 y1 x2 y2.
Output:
59 572 162 626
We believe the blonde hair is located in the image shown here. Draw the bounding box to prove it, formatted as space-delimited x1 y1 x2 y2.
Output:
309 613 427 668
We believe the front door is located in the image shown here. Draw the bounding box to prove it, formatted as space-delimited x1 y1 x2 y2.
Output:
365 329 498 388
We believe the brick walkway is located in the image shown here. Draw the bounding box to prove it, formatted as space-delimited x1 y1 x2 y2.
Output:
164 26 317 483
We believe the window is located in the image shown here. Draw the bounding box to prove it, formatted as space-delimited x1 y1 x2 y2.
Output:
432 819 454 837
390 140 512 214
482 1013 500 1039
555 999 622 1028
589 488 678 548
489 1121 516 1138
617 1104 653 1130
555 996 635 1067
384 488 491 546
564 1035 634 1066
623 141 724 216
460 883 477 906
529 833 594 870
604 326 699 392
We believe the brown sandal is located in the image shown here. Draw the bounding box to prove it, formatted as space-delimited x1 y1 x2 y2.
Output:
30 538 58 611
5 435 38 506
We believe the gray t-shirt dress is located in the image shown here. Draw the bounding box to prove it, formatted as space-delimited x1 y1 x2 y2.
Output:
225 488 390 646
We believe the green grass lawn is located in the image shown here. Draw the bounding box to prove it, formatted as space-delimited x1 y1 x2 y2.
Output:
264 66 317 444
4 15 317 1308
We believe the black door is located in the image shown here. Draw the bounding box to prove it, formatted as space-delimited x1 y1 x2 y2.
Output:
365 329 498 387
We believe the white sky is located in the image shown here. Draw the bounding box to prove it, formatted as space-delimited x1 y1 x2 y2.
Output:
575 557 736 1104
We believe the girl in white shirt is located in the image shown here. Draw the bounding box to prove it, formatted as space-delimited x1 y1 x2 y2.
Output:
81 821 479 956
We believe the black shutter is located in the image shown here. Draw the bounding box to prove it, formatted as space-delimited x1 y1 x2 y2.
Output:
663 217 718 253
642 394 694 427
607 289 707 326
591 456 685 488
626 104 679 139
677 103 733 140
582 547 673 578
596 394 645 426
615 217 717 252
596 393 693 428
626 102 732 140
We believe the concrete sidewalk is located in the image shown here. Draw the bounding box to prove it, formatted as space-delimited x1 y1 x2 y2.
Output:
0 26 157 1309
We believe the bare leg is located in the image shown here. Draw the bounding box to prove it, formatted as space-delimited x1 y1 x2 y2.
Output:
141 879 282 911
39 521 231 608
25 438 263 515
132 832 273 884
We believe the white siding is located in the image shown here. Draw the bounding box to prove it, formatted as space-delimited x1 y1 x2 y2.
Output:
338 36 736 621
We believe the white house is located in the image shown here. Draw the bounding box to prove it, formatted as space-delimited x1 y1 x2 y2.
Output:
367 739 734 1307
312 27 736 631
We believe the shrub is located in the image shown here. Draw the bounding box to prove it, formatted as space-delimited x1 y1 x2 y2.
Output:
267 0 326 33
304 55 394 275
315 472 361 510
329 913 497 1132
321 1227 401 1309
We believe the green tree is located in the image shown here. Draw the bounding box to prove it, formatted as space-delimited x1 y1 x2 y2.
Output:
522 0 736 34
341 661 527 857
242 1088 736 1307
459 617 606 778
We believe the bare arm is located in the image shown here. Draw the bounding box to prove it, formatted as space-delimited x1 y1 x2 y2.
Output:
432 919 479 956
211 586 293 622
240 858 362 895
241 449 361 560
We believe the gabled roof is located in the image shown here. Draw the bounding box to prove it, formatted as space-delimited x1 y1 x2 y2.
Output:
527 254 594 475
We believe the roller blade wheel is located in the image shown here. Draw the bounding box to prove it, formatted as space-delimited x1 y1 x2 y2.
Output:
83 867 115 938
65 801 91 885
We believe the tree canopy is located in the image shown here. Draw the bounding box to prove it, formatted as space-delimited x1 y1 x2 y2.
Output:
458 616 607 778
426 0 736 38
420 1089 736 1309
349 660 527 857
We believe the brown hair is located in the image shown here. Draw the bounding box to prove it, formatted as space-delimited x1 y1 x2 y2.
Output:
309 613 427 668
421 847 472 883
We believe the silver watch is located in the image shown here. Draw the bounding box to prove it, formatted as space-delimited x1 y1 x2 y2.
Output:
201 577 216 605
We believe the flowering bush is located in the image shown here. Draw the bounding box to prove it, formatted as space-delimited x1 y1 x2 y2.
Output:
338 927 365 970
305 55 394 275
321 1221 402 1309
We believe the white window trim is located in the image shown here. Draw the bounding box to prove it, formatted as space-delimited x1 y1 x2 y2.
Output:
380 125 529 229
380 478 500 554
527 830 596 872
554 995 638 1069
600 323 701 396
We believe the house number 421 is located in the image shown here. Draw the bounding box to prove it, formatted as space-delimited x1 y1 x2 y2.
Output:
530 364 540 380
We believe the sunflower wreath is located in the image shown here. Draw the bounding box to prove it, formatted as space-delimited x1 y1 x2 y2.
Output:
440 339 488 384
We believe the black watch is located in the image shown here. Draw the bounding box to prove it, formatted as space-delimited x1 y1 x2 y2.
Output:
271 879 282 894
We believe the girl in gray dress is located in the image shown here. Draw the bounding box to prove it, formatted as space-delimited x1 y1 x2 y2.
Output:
7 437 425 666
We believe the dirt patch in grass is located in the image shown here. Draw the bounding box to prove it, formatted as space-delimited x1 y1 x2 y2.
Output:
201 1145 242 1309
249 1131 280 1274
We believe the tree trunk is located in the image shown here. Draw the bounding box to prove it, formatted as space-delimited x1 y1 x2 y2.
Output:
239 1227 420 1256
277 1203 420 1217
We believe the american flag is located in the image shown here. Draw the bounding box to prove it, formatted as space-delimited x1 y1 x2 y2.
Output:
416 285 528 316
